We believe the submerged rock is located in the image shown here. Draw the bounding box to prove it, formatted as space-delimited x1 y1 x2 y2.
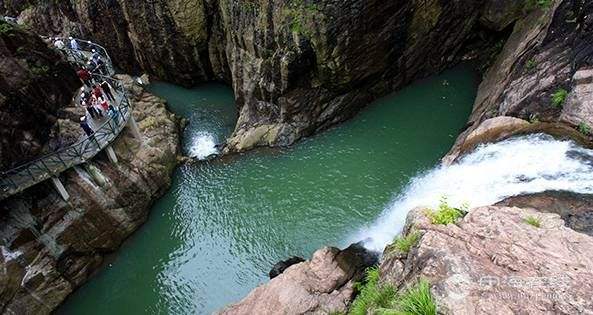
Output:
380 205 593 314
219 243 378 315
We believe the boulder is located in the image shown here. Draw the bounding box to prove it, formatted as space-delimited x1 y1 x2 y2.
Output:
219 243 378 315
269 256 305 279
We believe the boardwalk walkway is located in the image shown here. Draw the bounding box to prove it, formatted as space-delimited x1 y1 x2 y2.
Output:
0 38 136 201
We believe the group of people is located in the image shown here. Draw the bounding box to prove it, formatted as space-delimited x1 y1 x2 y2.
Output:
51 37 119 138
78 81 118 136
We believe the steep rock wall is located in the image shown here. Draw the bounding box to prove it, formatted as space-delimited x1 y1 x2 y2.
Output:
0 21 78 171
4 0 516 152
0 77 181 314
444 0 593 162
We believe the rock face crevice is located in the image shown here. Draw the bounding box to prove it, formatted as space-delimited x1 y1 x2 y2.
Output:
0 76 181 314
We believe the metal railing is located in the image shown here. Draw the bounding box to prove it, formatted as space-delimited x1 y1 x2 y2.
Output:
0 38 133 200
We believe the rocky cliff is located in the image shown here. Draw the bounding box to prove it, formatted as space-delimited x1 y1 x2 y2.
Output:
444 0 593 163
0 76 181 314
3 0 524 153
0 20 78 171
221 201 593 314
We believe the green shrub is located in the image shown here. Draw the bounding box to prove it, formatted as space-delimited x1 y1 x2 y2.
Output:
0 22 13 35
525 58 536 70
524 216 541 228
30 65 49 76
551 88 568 108
396 280 437 315
578 122 591 136
350 267 396 315
349 271 437 315
392 231 421 254
427 197 466 225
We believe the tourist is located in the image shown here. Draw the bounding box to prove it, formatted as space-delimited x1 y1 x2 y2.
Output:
77 67 92 87
92 96 104 117
99 96 109 112
100 80 115 101
108 104 119 123
54 37 65 50
92 85 104 99
81 96 98 119
69 37 79 51
80 116 94 136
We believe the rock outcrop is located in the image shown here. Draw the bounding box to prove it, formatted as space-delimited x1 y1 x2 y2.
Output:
0 76 181 314
219 243 378 315
380 205 593 314
3 0 527 152
0 20 78 171
445 0 593 162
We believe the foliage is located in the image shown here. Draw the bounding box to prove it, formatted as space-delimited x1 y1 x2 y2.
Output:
578 122 591 136
526 0 553 10
350 267 396 315
392 231 421 254
0 22 14 35
426 196 467 225
395 280 437 315
349 270 437 315
524 216 541 228
551 88 568 108
525 58 536 71
30 65 49 76
284 0 320 36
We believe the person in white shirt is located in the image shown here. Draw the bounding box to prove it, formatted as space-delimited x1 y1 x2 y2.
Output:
69 37 79 51
54 38 65 50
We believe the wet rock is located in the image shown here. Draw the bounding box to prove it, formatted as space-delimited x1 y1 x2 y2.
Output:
269 256 305 279
381 205 593 314
219 243 378 315
497 191 593 236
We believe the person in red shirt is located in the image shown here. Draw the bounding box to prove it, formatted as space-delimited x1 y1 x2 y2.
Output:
92 85 103 99
77 67 92 87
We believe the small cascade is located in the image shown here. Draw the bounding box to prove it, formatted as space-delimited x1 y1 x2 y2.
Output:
188 132 219 160
356 134 593 251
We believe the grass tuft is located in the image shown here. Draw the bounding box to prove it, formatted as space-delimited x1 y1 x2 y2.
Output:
393 231 421 254
427 196 466 225
350 267 396 315
578 122 591 136
397 279 437 315
524 215 541 228
349 270 437 315
551 88 568 108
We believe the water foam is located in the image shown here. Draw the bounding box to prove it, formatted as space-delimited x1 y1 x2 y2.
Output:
188 132 219 160
355 134 593 251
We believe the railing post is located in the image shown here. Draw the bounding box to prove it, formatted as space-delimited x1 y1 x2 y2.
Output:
50 176 70 201
127 114 142 141
105 145 118 164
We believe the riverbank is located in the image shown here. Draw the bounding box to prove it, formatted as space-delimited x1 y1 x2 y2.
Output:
0 76 181 313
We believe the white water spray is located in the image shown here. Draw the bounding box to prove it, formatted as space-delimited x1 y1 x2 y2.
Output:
188 132 219 160
356 134 593 251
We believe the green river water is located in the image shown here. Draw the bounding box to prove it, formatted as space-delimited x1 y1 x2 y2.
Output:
59 65 479 314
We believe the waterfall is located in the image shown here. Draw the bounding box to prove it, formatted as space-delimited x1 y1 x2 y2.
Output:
188 132 219 160
356 133 593 252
